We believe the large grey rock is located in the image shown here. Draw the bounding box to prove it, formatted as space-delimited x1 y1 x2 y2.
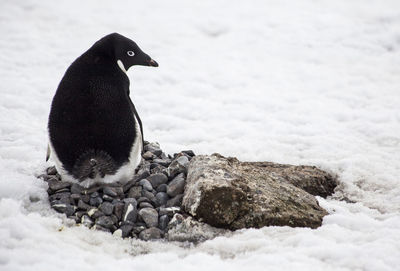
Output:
166 214 228 243
182 154 336 230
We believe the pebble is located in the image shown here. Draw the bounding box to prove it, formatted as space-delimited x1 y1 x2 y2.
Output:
89 196 103 207
119 224 134 238
99 202 114 215
81 215 94 227
128 186 142 199
166 194 184 207
113 201 125 220
141 190 156 204
147 173 168 188
103 187 118 197
48 179 71 193
139 202 153 209
159 215 169 230
167 173 186 197
156 184 168 193
153 158 172 167
77 199 91 211
42 141 193 240
155 192 169 207
167 155 189 179
122 199 137 223
139 208 159 228
96 216 115 230
139 179 153 191
159 207 181 217
142 151 155 160
144 142 162 157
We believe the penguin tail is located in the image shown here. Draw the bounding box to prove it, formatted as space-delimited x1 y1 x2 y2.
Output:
72 150 117 181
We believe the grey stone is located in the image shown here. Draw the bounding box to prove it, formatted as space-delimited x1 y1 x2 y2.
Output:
132 224 146 234
151 165 168 175
158 207 181 217
137 197 151 204
81 215 94 227
167 155 189 179
103 187 118 197
144 142 162 157
153 158 172 167
166 194 183 207
136 167 151 179
77 199 91 211
47 179 71 193
70 193 81 204
182 154 333 230
122 199 137 223
142 151 155 160
54 188 70 194
139 179 153 191
147 173 168 188
141 190 156 204
49 192 71 204
96 216 115 230
90 192 99 198
113 201 125 221
102 194 114 202
88 208 104 219
92 224 111 232
139 202 153 209
138 227 162 241
138 208 158 228
159 215 169 230
155 192 169 207
128 186 142 199
166 214 228 243
156 184 168 193
89 196 103 207
52 202 76 216
123 171 151 192
99 202 114 215
119 224 134 238
81 194 90 204
75 211 86 219
167 173 186 197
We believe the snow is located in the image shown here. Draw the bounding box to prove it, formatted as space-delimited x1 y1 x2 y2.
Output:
1 0 400 270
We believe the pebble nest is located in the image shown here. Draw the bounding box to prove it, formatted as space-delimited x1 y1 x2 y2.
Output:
39 142 194 241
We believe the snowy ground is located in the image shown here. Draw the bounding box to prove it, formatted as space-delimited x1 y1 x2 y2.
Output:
1 0 400 270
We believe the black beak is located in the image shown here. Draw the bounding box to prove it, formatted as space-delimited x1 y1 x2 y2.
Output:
147 59 159 67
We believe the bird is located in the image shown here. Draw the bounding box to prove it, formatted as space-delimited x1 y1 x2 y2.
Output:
47 33 158 187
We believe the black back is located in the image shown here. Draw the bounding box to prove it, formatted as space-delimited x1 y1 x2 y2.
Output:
48 35 139 174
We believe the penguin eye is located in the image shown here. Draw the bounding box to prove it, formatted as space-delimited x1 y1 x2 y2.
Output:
127 51 135 57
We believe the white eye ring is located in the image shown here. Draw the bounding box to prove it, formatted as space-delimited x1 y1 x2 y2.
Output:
127 51 135 56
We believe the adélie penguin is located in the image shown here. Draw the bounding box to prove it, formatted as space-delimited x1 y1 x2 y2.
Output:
47 33 158 187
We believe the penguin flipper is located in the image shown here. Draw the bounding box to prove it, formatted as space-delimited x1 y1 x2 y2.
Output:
46 144 51 162
128 97 145 153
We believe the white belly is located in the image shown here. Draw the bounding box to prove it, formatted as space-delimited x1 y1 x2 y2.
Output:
48 116 143 188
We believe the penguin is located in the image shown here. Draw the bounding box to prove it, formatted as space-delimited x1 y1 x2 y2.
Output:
47 33 158 187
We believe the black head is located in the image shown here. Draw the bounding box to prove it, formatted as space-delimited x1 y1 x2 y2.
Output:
92 33 158 71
